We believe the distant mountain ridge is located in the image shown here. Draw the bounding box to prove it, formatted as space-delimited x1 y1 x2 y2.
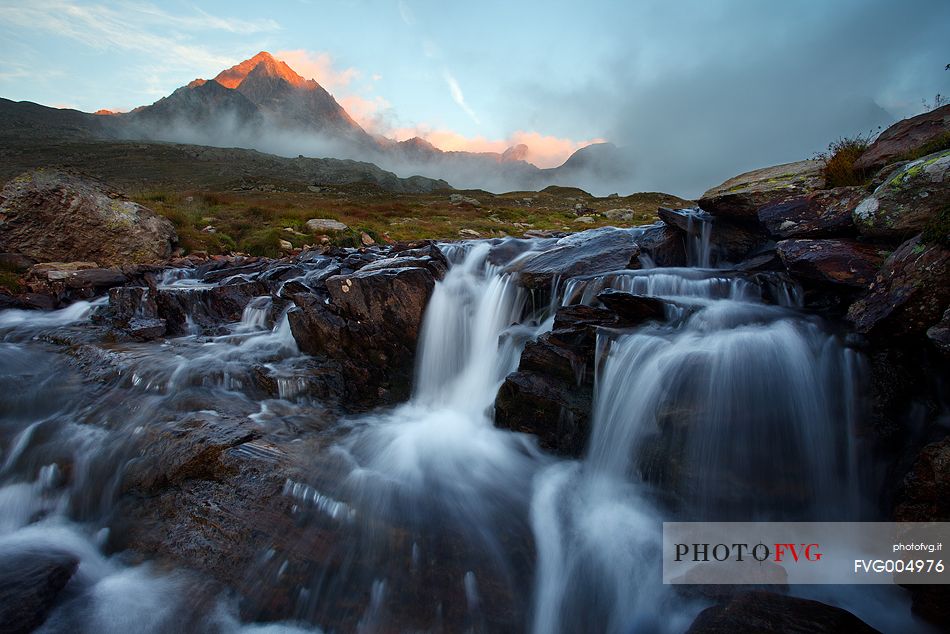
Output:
1 52 633 193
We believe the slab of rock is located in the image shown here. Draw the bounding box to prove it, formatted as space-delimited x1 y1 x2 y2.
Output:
757 187 862 239
777 239 885 287
852 150 950 240
305 218 348 233
505 227 641 289
854 103 950 172
698 160 825 220
847 235 950 337
0 169 176 265
686 591 879 634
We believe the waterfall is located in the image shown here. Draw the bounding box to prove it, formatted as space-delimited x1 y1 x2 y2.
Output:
528 254 875 634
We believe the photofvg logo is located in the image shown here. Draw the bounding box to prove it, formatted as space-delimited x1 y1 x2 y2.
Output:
662 522 949 585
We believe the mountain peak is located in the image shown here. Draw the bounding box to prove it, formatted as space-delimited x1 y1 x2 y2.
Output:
214 51 309 90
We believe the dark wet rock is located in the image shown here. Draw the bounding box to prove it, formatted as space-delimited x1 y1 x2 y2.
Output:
128 317 167 340
854 103 950 173
596 290 667 322
495 302 669 456
0 169 177 265
505 227 642 289
847 235 950 338
108 286 158 326
757 187 862 239
60 268 128 289
358 245 449 280
927 309 950 355
325 267 434 335
893 436 950 627
686 591 879 633
636 224 687 267
0 548 79 634
894 436 950 523
853 150 950 241
289 266 436 405
777 239 885 287
657 207 695 232
657 208 767 265
156 281 270 335
698 160 825 220
734 249 783 272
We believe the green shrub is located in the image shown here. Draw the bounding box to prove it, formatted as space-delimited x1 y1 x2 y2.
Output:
899 132 950 163
819 135 872 187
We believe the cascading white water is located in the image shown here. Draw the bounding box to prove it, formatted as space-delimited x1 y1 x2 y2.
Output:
528 258 881 634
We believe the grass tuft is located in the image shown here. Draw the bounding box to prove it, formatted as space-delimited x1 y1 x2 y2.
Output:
818 134 872 188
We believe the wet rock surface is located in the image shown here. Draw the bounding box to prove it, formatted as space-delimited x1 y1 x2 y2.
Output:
686 591 880 633
504 227 642 289
776 239 885 287
757 186 862 239
0 549 79 634
847 235 950 337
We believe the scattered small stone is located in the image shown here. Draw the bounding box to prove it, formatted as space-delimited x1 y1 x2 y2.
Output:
201 225 216 233
360 232 376 246
575 216 596 224
278 239 293 252
458 229 482 238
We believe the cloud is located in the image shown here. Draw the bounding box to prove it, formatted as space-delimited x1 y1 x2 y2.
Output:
502 0 950 197
338 94 393 131
389 126 600 168
0 1 276 73
274 49 360 90
443 70 480 125
397 0 415 26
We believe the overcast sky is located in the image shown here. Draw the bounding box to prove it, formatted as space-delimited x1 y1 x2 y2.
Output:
0 0 947 196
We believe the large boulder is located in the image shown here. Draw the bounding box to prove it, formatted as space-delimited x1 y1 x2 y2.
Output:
686 591 879 634
777 239 885 287
847 235 950 338
757 187 862 239
852 150 950 240
854 103 950 173
504 227 642 289
0 169 177 266
698 160 825 220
